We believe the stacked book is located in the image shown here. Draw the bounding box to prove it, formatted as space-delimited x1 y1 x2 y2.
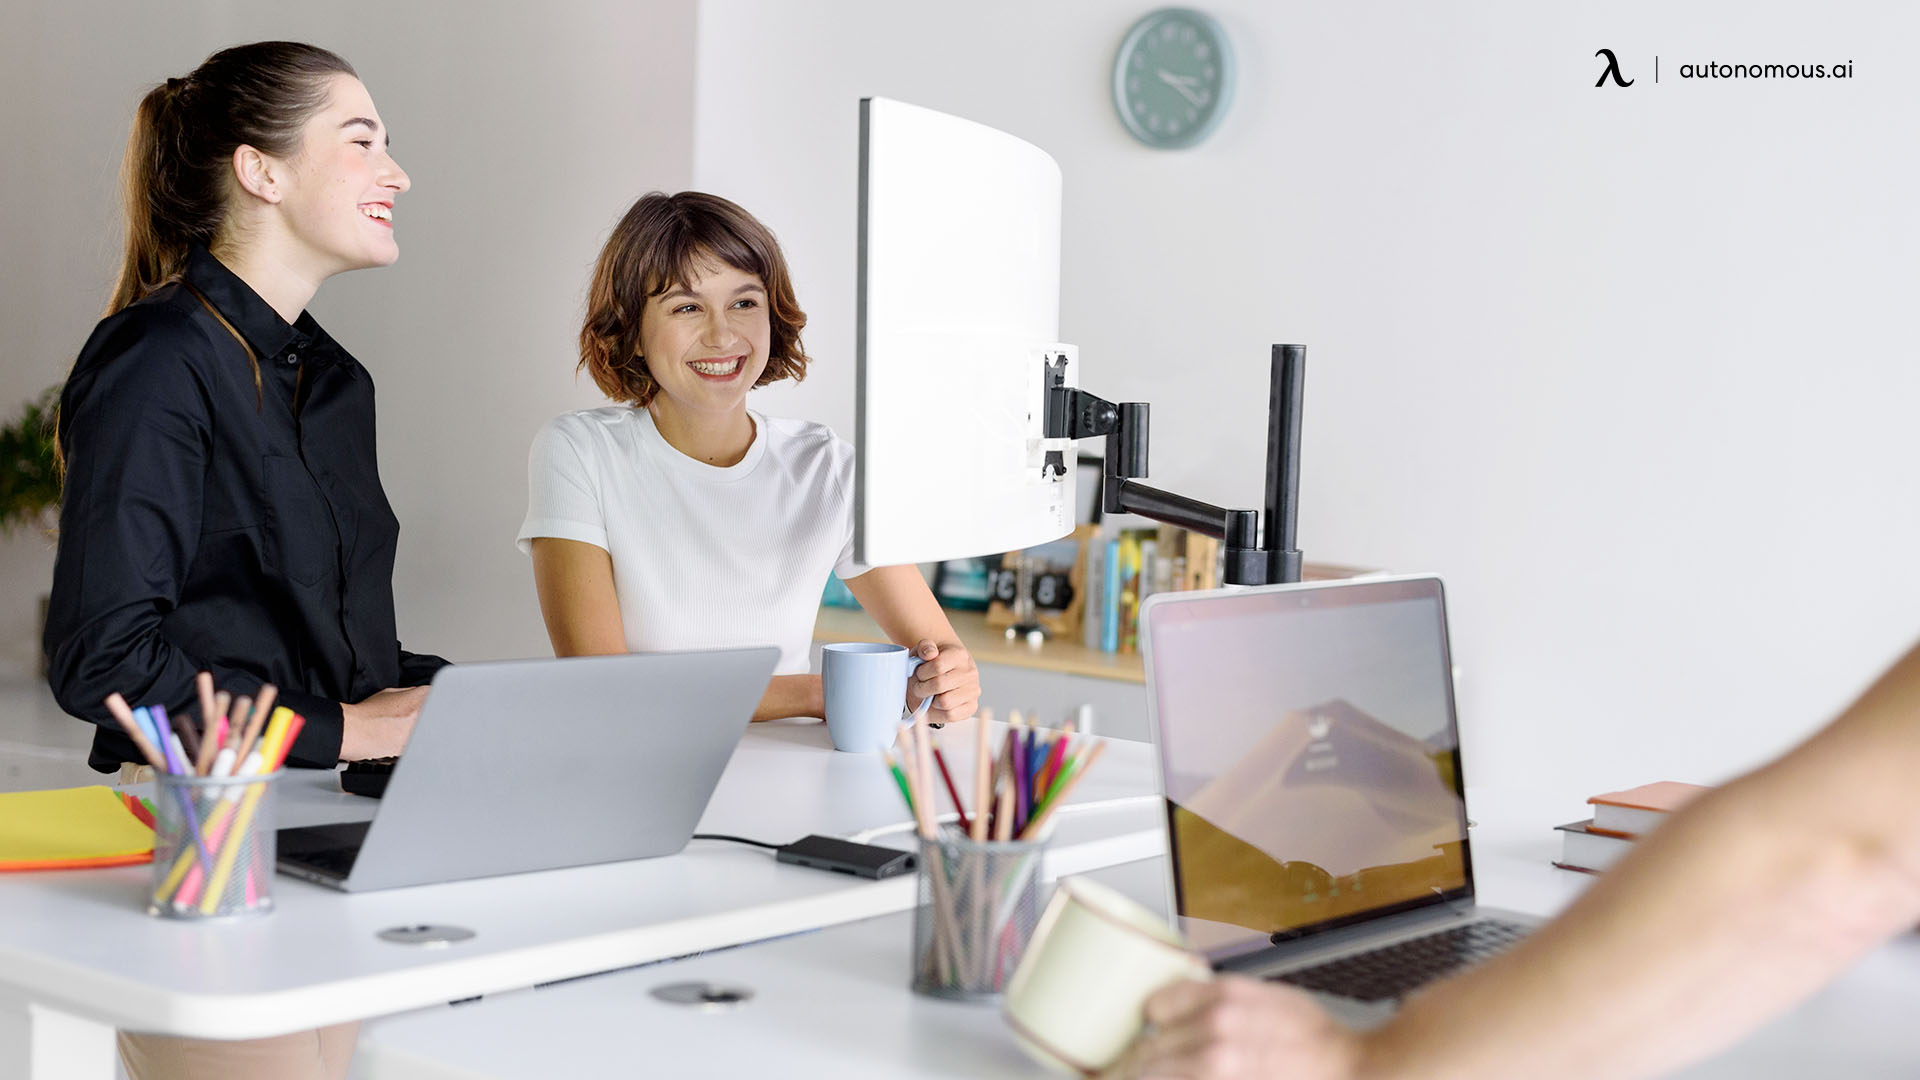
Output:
1554 781 1707 874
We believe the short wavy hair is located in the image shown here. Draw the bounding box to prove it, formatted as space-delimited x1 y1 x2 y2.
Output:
578 191 810 407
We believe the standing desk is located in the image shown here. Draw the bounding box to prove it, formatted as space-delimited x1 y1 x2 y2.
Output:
353 789 1920 1079
0 721 1162 1080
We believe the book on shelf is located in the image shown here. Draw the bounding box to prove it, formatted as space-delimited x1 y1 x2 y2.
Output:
1553 819 1635 875
1588 781 1707 837
1082 540 1106 651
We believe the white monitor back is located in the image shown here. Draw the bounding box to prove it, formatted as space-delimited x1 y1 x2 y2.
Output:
855 97 1077 566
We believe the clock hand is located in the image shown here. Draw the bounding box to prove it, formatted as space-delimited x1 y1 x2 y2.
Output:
1155 68 1207 107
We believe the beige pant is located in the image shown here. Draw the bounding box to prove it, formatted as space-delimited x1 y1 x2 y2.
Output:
117 1024 359 1080
116 764 358 1079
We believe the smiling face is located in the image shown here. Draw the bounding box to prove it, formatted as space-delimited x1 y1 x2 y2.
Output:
638 257 772 423
272 73 410 277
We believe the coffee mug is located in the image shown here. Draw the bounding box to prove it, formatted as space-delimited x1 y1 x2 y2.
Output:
1003 875 1213 1076
821 642 927 753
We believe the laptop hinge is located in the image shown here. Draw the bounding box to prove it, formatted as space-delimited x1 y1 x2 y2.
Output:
1215 902 1471 976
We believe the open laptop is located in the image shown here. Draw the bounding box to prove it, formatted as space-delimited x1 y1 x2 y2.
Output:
277 647 779 892
1140 575 1536 1027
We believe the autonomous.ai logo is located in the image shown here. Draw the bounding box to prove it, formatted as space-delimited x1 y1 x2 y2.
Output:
1595 48 1634 87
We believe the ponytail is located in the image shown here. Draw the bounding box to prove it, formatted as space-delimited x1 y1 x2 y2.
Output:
107 81 192 316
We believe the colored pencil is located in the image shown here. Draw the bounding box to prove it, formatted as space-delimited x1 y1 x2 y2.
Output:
1037 728 1070 796
993 777 1015 842
193 672 219 774
914 719 937 839
143 706 216 867
930 742 971 835
233 685 277 764
208 690 232 767
970 709 992 842
882 751 915 815
103 693 167 772
898 722 934 838
135 708 171 772
1020 740 1106 840
170 710 202 769
200 708 298 914
269 713 305 770
199 777 267 914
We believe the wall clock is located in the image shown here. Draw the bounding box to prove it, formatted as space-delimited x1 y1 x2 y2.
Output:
1113 7 1236 149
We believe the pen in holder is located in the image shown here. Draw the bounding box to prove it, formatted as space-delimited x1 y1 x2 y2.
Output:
105 675 303 920
885 708 1107 999
148 770 279 919
913 827 1047 999
148 768 278 910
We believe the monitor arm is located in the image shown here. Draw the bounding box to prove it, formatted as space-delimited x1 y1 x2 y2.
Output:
1042 344 1304 586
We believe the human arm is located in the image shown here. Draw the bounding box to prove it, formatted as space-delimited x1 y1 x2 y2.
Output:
1112 640 1920 1080
528 536 810 720
842 564 980 725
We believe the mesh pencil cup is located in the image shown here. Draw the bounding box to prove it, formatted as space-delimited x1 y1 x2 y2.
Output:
148 770 279 919
912 829 1048 1000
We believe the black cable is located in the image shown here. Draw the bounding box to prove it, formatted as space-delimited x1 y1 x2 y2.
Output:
689 832 787 851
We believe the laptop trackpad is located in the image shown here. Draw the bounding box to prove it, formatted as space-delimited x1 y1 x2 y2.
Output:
278 821 372 878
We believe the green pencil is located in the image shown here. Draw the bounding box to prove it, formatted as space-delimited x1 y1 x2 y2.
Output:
883 752 916 815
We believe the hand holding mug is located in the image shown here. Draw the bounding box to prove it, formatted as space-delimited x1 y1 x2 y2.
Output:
907 639 979 726
1101 976 1363 1080
1004 876 1213 1075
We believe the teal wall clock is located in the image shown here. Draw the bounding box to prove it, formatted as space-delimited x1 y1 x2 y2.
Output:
1112 7 1236 149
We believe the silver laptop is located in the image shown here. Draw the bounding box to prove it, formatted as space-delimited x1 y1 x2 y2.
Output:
277 648 779 892
1141 575 1536 1026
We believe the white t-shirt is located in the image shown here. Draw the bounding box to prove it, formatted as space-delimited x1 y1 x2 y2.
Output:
517 407 869 675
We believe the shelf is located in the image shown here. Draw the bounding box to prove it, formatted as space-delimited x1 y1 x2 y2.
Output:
812 562 1372 688
812 607 1145 684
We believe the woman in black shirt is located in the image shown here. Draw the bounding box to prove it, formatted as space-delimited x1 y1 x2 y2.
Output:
46 42 444 778
44 44 440 1076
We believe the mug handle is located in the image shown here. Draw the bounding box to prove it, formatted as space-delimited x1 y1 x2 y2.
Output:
902 655 937 725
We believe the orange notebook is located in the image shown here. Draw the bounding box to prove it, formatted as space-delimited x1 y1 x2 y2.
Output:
0 786 155 871
1587 781 1707 838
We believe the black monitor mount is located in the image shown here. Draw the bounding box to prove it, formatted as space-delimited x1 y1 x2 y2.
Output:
1043 344 1304 586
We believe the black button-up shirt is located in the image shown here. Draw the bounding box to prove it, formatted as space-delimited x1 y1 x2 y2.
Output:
45 246 448 771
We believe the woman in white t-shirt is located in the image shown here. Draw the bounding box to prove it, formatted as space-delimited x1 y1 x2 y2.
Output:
518 191 979 724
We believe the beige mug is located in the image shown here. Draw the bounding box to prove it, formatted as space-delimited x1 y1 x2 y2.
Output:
1002 875 1212 1075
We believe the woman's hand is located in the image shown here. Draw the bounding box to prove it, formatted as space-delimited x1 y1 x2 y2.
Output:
1103 976 1364 1080
908 639 979 725
339 685 429 761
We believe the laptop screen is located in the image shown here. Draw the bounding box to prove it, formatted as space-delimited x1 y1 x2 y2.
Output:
1143 576 1472 963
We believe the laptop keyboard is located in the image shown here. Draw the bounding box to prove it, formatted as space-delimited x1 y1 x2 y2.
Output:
293 844 362 877
278 821 371 880
1269 919 1529 1002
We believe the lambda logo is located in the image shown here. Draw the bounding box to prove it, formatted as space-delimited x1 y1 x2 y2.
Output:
1594 48 1635 87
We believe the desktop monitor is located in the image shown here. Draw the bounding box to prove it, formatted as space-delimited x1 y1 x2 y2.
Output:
854 97 1078 566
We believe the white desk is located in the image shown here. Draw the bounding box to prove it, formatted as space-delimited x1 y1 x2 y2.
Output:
355 791 1920 1080
0 721 1162 1080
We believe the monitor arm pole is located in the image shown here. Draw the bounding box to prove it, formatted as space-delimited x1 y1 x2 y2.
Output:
1043 344 1304 586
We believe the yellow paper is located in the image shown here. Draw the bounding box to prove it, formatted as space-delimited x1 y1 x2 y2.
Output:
0 786 155 866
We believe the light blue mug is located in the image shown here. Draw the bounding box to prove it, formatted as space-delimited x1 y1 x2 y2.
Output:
822 642 929 753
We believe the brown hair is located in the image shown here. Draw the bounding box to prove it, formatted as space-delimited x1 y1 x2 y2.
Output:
579 191 810 407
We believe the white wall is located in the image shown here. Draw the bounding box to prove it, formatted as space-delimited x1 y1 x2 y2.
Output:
0 0 697 673
694 0 1920 793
